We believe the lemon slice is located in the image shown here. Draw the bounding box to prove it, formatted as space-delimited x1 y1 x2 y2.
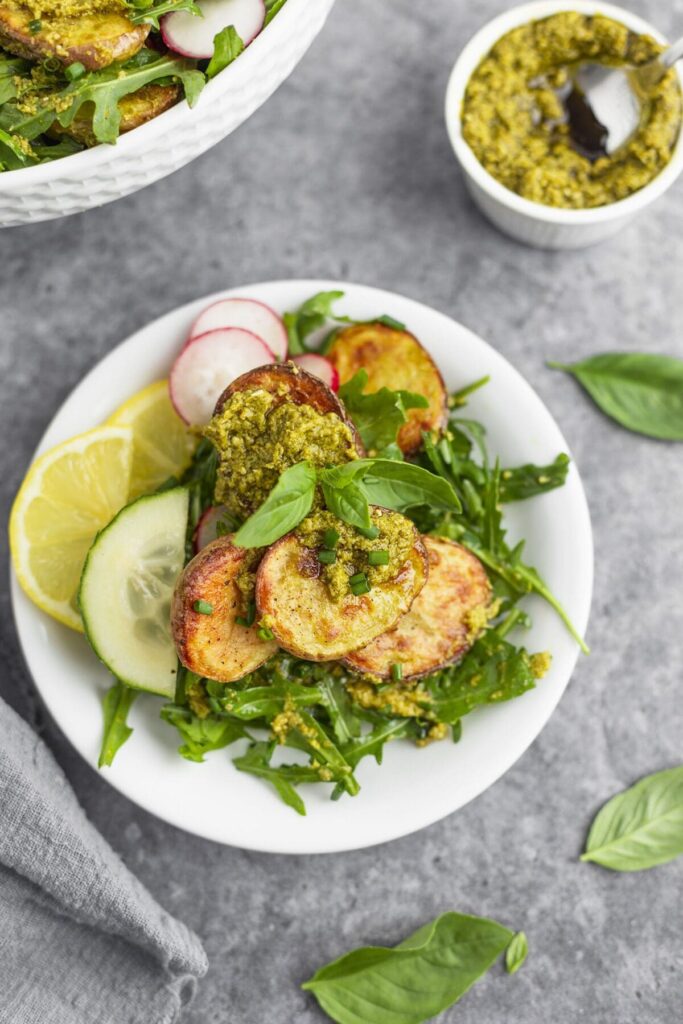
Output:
10 426 134 632
108 381 197 499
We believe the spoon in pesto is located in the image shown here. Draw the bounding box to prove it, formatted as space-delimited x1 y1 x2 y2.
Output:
566 35 683 158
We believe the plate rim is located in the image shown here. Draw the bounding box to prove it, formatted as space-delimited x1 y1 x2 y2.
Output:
10 279 594 854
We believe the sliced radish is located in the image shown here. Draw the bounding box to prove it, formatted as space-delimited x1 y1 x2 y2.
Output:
291 354 339 392
162 0 265 60
169 328 274 425
188 298 287 361
194 505 230 551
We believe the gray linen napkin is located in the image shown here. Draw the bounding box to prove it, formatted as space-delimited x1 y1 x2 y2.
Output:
0 697 208 1024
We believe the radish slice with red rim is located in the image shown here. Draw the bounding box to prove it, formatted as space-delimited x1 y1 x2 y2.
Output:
188 298 287 361
162 0 266 60
194 505 232 552
170 328 274 425
291 354 339 392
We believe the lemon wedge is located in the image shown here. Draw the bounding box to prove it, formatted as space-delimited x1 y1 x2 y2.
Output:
108 381 197 499
9 426 134 631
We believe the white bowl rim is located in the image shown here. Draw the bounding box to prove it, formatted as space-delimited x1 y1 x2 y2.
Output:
0 0 314 190
445 0 683 225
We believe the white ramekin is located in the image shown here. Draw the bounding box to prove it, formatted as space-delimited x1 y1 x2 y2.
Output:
445 0 683 249
0 0 336 228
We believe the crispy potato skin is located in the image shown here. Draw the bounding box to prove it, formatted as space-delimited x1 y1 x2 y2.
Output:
214 362 366 456
0 8 148 69
256 528 429 662
327 324 448 454
345 537 491 680
171 536 277 683
50 84 180 146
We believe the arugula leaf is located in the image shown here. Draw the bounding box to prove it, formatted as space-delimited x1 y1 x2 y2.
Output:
206 677 324 719
318 678 362 744
264 0 288 25
284 291 346 355
302 911 514 1024
549 353 683 441
506 932 528 974
234 461 316 547
234 741 313 815
160 705 248 762
339 369 428 452
126 0 201 28
581 766 683 871
0 128 36 170
180 438 218 561
499 453 570 502
206 26 245 79
98 680 137 768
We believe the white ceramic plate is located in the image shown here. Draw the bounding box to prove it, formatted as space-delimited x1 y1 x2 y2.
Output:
10 281 593 854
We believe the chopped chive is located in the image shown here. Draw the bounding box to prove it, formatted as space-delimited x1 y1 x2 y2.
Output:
64 61 86 81
28 18 41 32
390 663 403 682
42 56 61 73
193 600 213 615
357 525 379 540
368 549 390 566
257 626 274 641
235 616 250 627
350 572 370 596
349 572 367 585
235 599 256 628
323 528 340 549
318 549 337 565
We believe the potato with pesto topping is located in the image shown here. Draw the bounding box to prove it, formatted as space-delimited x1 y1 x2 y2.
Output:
171 535 277 683
205 363 364 521
255 508 429 661
327 324 447 454
345 537 492 680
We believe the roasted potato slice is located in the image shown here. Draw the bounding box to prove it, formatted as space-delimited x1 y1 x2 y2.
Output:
171 536 277 683
345 537 491 680
256 522 429 662
50 84 180 146
327 324 448 454
214 362 364 454
0 6 149 70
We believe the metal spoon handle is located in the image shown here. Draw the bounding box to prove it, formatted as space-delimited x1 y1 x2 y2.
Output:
661 35 683 70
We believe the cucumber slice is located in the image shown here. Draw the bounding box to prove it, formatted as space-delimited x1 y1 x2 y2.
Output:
79 488 189 697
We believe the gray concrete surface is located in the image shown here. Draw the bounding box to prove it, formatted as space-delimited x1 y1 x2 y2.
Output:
2 0 683 1020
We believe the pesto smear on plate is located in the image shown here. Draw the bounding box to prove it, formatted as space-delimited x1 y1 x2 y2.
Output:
461 11 682 209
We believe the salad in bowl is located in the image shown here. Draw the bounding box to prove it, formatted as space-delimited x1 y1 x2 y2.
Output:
10 288 587 817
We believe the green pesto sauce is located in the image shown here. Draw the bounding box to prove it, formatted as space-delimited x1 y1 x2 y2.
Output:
204 388 357 520
296 508 415 602
462 12 682 209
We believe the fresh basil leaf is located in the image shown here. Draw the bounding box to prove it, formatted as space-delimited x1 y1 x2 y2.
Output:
357 459 461 513
505 932 528 974
321 479 371 530
581 766 683 871
98 680 137 768
284 291 346 354
339 369 429 451
302 911 514 1024
549 354 683 441
161 705 248 762
499 453 570 502
206 25 244 79
234 461 316 547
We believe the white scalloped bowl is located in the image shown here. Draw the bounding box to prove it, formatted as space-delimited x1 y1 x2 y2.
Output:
0 0 336 228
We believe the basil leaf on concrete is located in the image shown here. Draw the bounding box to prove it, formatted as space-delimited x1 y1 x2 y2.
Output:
581 766 683 871
549 354 683 440
234 461 316 547
339 369 428 452
505 931 528 974
98 680 137 768
302 911 513 1024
